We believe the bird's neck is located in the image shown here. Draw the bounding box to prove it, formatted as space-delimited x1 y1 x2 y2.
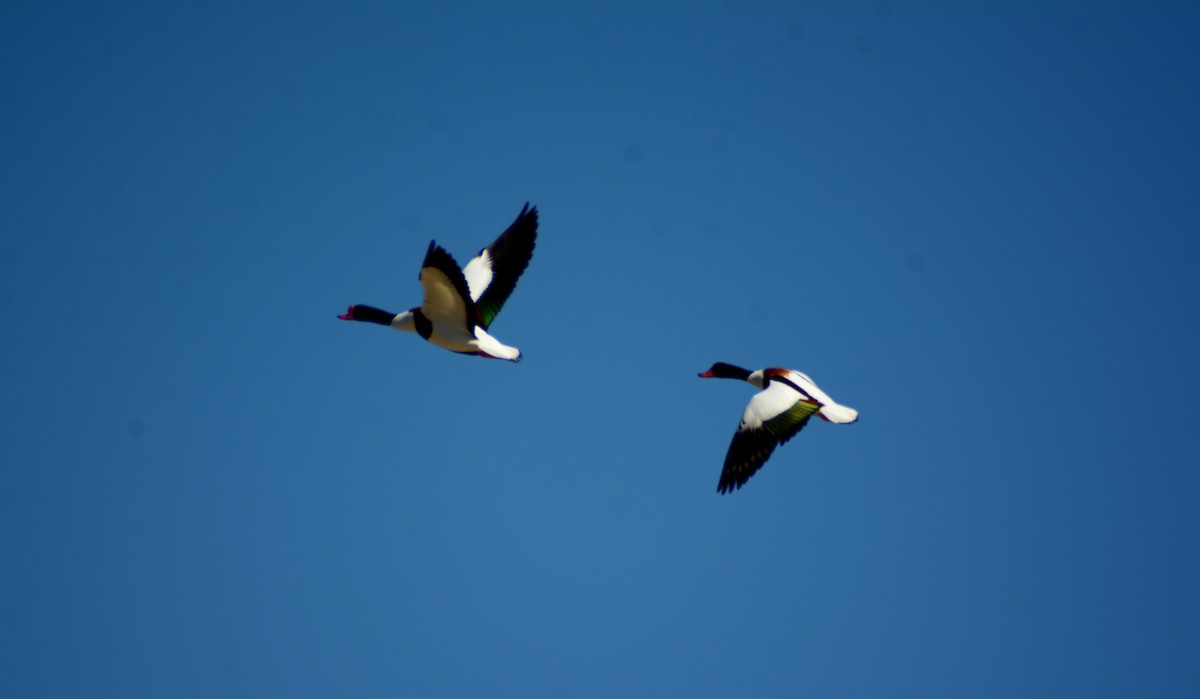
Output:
712 363 753 382
348 305 396 326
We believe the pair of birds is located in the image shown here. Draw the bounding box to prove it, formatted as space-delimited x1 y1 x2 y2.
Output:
338 203 858 494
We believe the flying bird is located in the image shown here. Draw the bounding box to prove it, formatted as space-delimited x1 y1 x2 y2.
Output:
698 362 858 494
338 203 538 361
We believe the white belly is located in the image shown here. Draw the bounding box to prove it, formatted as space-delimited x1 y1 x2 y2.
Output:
427 323 479 354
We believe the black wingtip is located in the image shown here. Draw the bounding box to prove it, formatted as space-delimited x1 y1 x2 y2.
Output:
510 202 537 230
473 204 539 330
421 239 438 267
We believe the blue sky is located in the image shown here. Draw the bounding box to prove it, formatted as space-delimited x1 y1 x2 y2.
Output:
2 1 1198 696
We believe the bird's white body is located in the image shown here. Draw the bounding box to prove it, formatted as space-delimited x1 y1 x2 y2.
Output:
744 369 859 426
389 310 519 360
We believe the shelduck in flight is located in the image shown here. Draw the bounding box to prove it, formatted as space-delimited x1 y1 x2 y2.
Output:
338 203 538 361
698 362 859 494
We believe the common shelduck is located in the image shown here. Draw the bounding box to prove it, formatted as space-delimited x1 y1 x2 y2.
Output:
338 203 538 361
698 362 859 494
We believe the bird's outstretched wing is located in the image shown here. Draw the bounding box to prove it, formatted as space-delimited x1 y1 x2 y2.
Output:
462 203 538 329
717 382 820 494
419 241 477 334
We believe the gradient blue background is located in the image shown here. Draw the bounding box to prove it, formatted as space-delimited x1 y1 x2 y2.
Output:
3 2 1198 696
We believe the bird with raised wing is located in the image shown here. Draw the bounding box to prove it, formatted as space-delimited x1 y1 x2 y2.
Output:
698 362 858 494
338 203 538 361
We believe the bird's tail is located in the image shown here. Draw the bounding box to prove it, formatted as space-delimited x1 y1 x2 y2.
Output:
474 328 521 362
818 403 859 424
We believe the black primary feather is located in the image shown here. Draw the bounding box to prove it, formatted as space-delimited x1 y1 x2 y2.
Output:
474 203 538 329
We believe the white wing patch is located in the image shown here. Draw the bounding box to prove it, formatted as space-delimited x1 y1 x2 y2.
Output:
462 250 493 303
740 381 804 432
785 371 833 406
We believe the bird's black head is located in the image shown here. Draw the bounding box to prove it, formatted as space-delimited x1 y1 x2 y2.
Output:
698 362 752 381
337 304 395 326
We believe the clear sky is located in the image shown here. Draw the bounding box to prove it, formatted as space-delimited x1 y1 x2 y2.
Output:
2 1 1198 697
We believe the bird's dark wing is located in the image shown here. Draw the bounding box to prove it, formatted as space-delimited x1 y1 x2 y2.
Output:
717 384 820 494
462 203 538 329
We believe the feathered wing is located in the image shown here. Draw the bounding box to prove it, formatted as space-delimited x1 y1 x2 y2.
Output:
717 382 820 494
462 203 538 329
419 241 477 333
